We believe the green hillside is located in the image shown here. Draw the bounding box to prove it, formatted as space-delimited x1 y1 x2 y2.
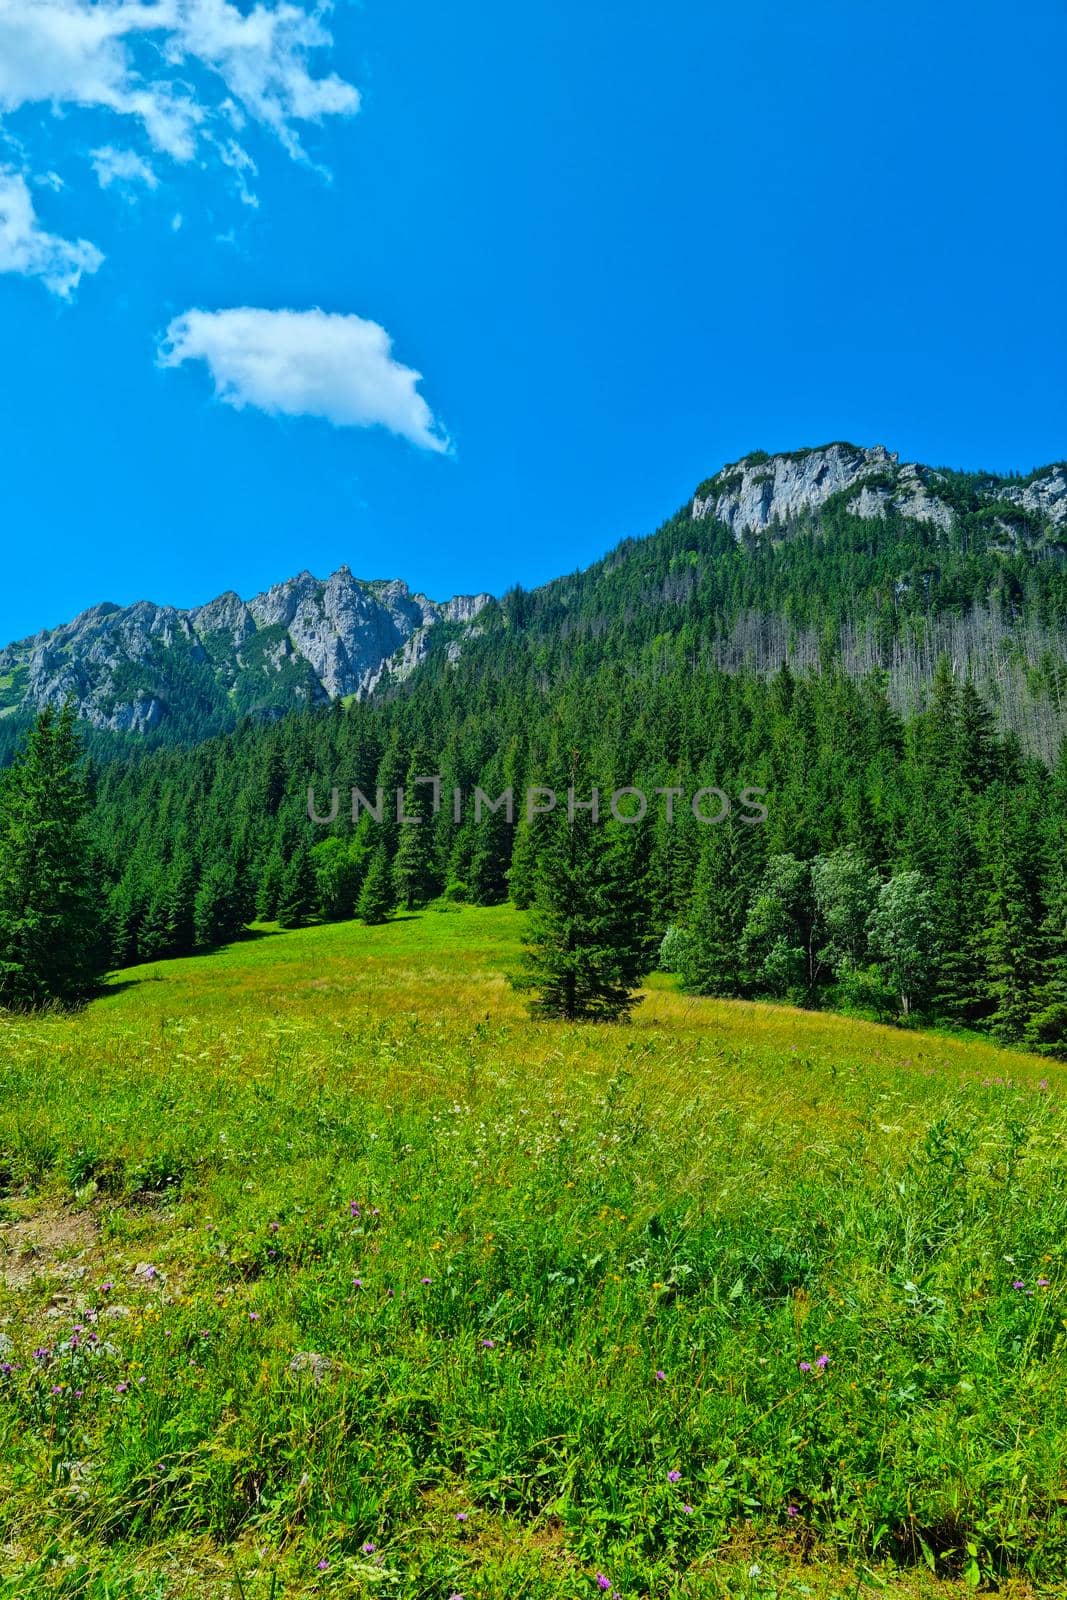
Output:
0 907 1062 1596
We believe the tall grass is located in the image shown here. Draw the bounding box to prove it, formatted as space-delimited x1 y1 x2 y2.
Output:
0 908 1063 1596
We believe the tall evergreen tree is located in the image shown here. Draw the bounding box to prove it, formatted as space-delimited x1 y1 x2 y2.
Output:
676 819 761 996
193 861 243 950
392 764 438 909
468 795 513 904
0 705 105 1007
358 847 395 925
513 808 651 1021
982 797 1046 1041
277 843 317 929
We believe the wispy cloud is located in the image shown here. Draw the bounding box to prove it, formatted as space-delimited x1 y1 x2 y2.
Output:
0 0 359 289
90 146 159 193
0 0 359 161
159 307 451 454
0 166 102 297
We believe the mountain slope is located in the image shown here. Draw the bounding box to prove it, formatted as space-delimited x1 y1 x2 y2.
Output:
425 444 1067 756
4 442 1067 756
0 566 491 744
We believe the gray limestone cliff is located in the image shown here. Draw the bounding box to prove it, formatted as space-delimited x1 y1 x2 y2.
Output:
691 443 1066 539
0 569 492 736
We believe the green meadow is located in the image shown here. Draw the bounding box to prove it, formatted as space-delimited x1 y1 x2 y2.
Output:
0 905 1064 1598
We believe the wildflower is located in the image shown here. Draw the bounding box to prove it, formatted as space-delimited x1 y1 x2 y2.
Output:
596 1578 612 1593
655 1369 666 1382
116 1383 129 1394
480 1338 495 1348
798 1361 812 1372
352 1278 364 1290
682 1503 693 1514
1038 1277 1051 1286
420 1276 431 1285
249 1312 260 1322
815 1353 829 1369
100 1281 113 1294
787 1504 799 1518
667 1470 681 1483
317 1558 330 1570
0 1363 13 1376
1012 1280 1026 1290
350 1202 361 1219
361 1542 376 1555
455 1512 469 1522
269 1222 280 1233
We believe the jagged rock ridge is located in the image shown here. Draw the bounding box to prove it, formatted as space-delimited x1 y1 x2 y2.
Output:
0 568 492 736
692 443 1067 539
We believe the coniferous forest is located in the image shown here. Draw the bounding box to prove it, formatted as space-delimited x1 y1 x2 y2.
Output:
3 470 1067 1048
63 646 1066 1053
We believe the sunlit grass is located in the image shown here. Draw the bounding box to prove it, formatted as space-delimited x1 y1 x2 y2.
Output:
0 905 1063 1596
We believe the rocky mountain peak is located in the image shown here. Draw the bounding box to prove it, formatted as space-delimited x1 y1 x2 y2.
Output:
692 443 1067 539
0 565 493 737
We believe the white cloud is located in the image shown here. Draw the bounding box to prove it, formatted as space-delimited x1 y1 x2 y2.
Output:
0 0 359 162
0 0 359 291
159 307 451 454
0 166 102 296
91 145 159 192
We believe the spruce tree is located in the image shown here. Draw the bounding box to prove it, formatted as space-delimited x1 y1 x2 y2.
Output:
0 705 105 1007
507 819 540 909
513 808 651 1021
982 798 1045 1042
193 861 243 950
392 766 438 909
468 798 513 904
277 843 317 929
677 819 760 996
358 847 395 925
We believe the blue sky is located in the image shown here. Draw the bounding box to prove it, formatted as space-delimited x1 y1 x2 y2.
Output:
0 0 1064 645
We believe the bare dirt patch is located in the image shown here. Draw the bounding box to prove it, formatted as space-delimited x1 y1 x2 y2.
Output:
0 1204 100 1292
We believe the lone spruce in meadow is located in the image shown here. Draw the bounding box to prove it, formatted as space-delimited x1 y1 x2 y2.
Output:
514 804 651 1020
0 704 104 1008
358 846 395 925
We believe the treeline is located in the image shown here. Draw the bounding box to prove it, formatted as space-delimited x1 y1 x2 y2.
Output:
5 473 1067 772
81 649 1067 1052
